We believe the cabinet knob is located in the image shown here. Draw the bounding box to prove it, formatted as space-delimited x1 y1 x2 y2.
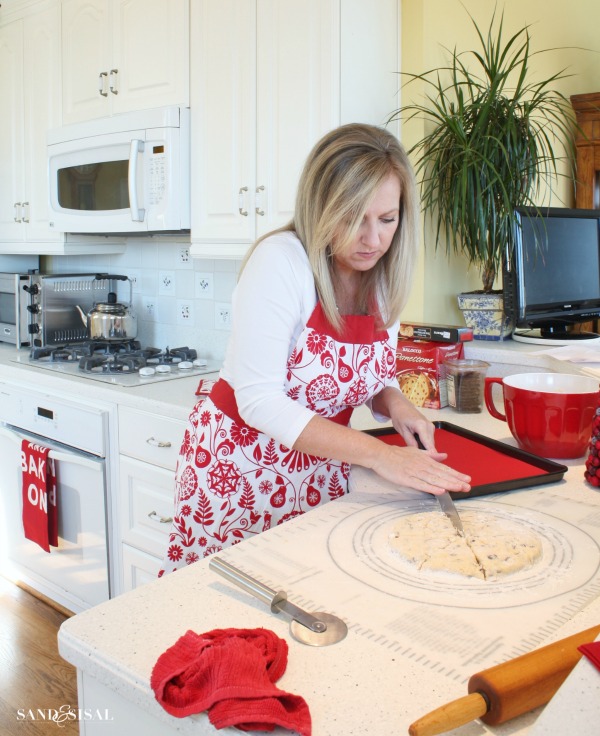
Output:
255 185 265 216
146 437 172 448
98 71 108 97
238 186 249 216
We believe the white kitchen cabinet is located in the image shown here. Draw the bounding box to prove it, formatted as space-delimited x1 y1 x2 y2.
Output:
117 406 185 593
0 1 62 245
61 0 189 125
190 0 400 259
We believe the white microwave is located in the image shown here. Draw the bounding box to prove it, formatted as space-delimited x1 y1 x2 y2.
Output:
47 106 190 234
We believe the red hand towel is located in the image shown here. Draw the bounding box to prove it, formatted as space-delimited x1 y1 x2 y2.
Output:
151 628 311 736
578 641 600 672
21 440 58 552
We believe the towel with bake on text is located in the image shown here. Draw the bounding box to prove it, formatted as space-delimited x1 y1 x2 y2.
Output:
21 440 58 553
578 641 600 672
151 627 311 735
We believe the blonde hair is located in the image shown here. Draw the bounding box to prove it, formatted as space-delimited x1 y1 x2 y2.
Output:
243 123 419 331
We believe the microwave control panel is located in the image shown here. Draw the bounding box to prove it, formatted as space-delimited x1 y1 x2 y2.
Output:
148 144 167 205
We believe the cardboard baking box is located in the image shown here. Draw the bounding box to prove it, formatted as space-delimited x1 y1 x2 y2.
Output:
396 338 464 409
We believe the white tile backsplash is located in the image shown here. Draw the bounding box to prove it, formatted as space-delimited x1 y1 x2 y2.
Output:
43 238 240 362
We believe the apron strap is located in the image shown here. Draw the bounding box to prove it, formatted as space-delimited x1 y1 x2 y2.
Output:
210 378 353 430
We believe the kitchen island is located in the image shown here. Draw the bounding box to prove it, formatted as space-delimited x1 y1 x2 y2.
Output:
53 340 600 736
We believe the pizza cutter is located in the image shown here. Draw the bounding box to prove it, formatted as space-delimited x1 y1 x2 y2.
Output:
209 556 348 647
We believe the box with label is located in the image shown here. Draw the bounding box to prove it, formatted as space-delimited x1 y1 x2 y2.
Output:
396 338 464 409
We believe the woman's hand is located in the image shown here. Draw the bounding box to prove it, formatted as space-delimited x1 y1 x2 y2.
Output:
372 386 471 496
373 442 471 496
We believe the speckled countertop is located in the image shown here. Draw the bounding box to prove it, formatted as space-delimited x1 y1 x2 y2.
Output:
1 338 598 735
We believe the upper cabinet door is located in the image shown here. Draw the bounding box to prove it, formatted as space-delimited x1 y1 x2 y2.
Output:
111 0 189 115
0 18 25 242
22 4 63 242
61 0 189 125
190 0 257 251
255 0 339 238
61 0 110 124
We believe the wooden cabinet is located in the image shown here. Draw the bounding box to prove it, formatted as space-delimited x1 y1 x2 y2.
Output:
190 0 400 259
571 92 600 209
61 0 189 124
116 406 185 593
0 1 62 246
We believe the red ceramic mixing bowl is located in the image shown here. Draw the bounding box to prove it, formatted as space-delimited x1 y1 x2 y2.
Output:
484 372 599 459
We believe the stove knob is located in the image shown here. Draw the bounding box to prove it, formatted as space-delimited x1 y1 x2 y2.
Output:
156 364 171 374
139 366 156 377
26 304 40 314
22 283 39 295
27 323 40 334
178 361 193 370
193 358 208 367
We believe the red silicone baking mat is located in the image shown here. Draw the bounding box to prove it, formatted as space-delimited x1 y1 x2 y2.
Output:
366 421 568 498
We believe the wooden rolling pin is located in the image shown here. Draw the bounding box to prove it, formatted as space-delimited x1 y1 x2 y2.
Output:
409 624 600 736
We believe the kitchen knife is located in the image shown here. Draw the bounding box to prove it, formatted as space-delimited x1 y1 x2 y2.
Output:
437 490 464 535
414 433 465 535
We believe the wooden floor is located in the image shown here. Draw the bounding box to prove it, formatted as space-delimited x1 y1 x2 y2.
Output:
0 577 78 735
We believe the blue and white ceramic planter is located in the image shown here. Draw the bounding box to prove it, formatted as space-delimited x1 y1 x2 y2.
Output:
457 292 513 341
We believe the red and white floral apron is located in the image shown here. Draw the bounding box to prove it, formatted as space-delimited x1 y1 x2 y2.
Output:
159 303 397 574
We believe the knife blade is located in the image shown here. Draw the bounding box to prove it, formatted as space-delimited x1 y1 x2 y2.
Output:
413 433 465 535
437 490 464 535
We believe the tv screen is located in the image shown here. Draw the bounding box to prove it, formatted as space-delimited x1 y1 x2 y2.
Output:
504 207 600 342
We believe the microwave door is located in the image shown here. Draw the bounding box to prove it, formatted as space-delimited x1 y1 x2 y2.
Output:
48 131 148 234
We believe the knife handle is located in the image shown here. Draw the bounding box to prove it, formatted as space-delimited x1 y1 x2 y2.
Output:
209 556 286 610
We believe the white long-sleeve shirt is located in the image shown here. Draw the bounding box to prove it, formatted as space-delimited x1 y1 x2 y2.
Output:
220 231 399 448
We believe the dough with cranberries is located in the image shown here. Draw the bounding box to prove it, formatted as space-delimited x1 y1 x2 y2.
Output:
389 510 542 580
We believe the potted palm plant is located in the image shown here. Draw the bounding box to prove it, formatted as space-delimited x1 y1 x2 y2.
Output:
389 9 577 339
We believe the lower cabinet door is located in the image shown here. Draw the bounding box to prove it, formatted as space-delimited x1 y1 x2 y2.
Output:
121 544 162 592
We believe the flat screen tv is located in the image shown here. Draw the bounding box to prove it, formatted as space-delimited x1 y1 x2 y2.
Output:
503 206 600 343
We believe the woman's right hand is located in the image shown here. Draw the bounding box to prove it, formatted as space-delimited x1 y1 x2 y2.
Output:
373 443 471 497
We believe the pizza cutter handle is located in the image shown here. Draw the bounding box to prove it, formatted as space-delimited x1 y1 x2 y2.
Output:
209 556 284 609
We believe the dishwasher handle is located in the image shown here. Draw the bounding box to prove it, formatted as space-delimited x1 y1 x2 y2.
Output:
0 426 103 471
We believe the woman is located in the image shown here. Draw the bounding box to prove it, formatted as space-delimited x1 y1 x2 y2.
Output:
160 123 470 575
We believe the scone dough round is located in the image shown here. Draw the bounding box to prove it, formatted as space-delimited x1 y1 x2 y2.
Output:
389 509 542 580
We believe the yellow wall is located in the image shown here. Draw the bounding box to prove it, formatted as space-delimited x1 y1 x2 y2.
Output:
400 0 600 324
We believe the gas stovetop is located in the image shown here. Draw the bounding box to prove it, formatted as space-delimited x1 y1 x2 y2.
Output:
12 341 219 386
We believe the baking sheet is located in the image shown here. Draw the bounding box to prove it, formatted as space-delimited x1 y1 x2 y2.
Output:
367 422 568 497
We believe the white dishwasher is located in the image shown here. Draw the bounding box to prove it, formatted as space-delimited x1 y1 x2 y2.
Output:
0 382 111 613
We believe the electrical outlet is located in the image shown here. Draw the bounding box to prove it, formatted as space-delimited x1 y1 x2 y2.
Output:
179 246 190 264
195 272 214 299
142 297 156 321
215 302 232 329
177 300 194 325
158 270 176 295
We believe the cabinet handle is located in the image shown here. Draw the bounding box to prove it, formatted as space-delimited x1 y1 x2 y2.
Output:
14 202 22 223
98 71 108 96
21 202 29 223
148 510 173 524
146 436 172 448
109 68 119 95
255 185 265 216
238 186 249 216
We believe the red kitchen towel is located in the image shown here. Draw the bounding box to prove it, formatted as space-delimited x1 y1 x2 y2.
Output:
21 440 58 553
578 641 600 672
151 627 311 735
